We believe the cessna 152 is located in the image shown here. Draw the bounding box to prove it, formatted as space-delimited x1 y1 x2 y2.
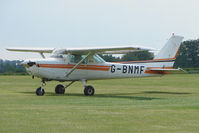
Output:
7 35 184 96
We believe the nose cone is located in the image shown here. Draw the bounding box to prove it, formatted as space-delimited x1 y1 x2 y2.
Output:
22 59 40 76
21 60 36 68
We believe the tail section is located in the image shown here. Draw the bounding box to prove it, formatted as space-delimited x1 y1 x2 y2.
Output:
144 35 185 74
117 34 184 70
154 35 184 60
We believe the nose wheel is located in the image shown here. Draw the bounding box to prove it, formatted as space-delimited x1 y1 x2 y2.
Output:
36 87 45 96
36 80 46 96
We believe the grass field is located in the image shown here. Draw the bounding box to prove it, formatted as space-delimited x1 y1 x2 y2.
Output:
0 74 199 133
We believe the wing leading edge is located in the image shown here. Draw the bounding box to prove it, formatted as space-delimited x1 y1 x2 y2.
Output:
6 45 154 55
62 46 154 54
6 48 54 53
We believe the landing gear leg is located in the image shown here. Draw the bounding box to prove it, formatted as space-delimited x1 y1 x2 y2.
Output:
55 81 76 94
81 79 95 96
36 80 46 96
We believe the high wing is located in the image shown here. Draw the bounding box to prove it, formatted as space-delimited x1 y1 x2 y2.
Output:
60 45 154 54
6 45 154 55
6 48 55 58
6 48 55 53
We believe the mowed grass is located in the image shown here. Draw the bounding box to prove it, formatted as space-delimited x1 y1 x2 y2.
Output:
0 74 199 133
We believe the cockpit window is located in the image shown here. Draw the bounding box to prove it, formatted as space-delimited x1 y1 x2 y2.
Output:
70 54 84 63
70 54 105 64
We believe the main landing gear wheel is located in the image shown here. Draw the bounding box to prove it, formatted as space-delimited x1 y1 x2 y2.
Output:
84 86 95 96
55 84 65 94
36 87 45 96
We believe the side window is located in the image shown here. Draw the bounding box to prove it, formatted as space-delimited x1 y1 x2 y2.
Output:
87 54 105 63
88 58 95 63
62 54 68 59
70 54 87 64
70 55 75 63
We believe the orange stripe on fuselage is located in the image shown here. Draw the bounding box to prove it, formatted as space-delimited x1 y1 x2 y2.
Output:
39 64 111 71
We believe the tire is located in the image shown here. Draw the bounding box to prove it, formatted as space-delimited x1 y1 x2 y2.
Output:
84 86 95 96
36 87 45 96
55 84 65 94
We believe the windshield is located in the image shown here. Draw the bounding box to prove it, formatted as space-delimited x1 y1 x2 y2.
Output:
51 54 68 59
50 49 66 58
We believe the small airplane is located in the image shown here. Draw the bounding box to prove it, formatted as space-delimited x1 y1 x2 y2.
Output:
7 34 184 96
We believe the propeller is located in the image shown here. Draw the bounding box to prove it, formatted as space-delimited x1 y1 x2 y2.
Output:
21 61 36 68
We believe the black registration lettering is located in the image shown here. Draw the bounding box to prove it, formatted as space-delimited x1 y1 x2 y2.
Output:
140 66 145 74
128 66 134 74
134 66 139 74
123 65 127 73
111 65 116 73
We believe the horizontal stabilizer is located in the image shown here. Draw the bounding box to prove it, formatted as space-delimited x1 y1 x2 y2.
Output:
146 68 187 74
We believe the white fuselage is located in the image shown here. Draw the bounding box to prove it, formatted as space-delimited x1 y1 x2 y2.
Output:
25 57 160 81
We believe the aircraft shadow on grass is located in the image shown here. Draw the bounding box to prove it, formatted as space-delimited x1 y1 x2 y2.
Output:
20 90 191 100
66 93 161 100
143 91 191 95
21 91 161 100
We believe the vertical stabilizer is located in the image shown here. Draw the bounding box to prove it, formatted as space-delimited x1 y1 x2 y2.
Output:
154 35 184 59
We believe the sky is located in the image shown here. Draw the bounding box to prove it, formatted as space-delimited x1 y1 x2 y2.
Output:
0 0 199 60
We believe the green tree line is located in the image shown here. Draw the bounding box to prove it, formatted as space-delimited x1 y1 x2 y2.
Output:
0 60 26 74
174 39 199 68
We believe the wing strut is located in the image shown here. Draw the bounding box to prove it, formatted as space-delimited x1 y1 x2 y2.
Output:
65 52 91 77
39 52 45 58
